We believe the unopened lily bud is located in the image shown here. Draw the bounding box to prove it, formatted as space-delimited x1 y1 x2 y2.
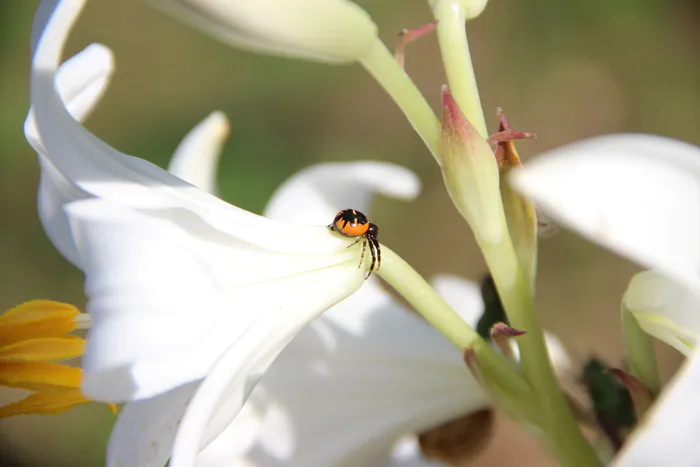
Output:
429 0 490 20
154 0 378 63
440 87 503 244
495 113 538 285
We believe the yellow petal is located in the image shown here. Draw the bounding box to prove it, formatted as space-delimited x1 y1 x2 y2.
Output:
0 336 85 362
0 390 92 417
0 361 81 392
0 301 82 347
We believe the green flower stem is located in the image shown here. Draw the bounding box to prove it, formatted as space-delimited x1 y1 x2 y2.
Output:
359 39 442 161
377 245 541 419
621 303 661 395
433 0 488 138
480 234 602 467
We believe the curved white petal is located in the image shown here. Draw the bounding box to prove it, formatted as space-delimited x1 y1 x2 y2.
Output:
180 275 488 467
25 43 114 151
30 0 358 255
510 134 700 291
152 0 378 63
615 347 700 466
624 271 700 356
264 161 421 225
65 198 363 401
26 43 114 267
168 111 229 194
108 383 199 467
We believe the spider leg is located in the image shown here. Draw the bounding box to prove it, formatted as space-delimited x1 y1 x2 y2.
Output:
372 238 381 272
358 238 367 269
365 239 378 279
347 237 362 249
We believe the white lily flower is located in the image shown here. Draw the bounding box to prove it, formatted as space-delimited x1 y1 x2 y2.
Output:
153 0 378 63
510 134 700 464
28 0 419 416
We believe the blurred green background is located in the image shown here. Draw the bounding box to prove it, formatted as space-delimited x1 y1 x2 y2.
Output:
1 0 698 465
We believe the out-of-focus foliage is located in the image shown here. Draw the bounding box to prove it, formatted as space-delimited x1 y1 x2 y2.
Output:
0 0 697 465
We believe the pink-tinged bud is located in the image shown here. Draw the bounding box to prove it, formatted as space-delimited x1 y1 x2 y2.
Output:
440 87 503 244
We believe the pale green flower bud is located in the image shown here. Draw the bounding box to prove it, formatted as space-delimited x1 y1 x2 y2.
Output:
440 87 503 244
154 0 378 63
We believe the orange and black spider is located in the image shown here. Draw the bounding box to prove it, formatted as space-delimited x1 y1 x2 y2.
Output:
329 209 380 278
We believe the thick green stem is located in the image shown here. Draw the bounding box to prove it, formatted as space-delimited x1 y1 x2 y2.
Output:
359 38 442 161
433 0 488 138
481 234 602 467
621 303 661 395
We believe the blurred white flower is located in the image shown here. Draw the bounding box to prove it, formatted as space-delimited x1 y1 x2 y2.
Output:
510 133 700 465
153 0 378 63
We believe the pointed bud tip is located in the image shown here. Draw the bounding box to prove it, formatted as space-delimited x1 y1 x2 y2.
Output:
490 322 526 337
441 86 478 143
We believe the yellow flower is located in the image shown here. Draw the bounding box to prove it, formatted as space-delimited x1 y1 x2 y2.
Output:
0 300 116 417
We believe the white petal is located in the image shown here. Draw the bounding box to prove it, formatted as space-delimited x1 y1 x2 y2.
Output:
107 383 198 467
170 263 363 467
624 271 700 356
25 43 114 151
264 162 421 225
30 0 360 255
38 156 89 267
615 347 700 466
189 276 488 467
152 0 378 63
510 134 700 291
27 43 114 267
168 111 229 194
66 199 363 401
195 403 264 467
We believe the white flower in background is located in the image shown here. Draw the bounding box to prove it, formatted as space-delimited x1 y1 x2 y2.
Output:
511 134 700 464
153 0 378 63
